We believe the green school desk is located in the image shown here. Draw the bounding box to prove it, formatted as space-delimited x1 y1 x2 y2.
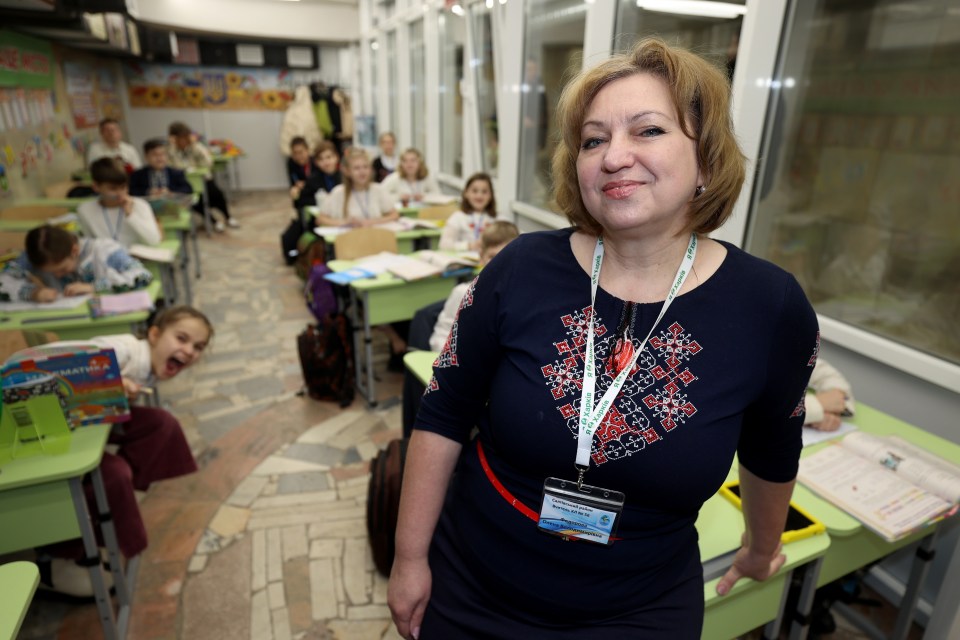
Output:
185 169 214 238
328 260 463 406
143 238 186 306
10 197 95 208
402 351 832 640
0 424 138 640
303 207 443 255
0 279 162 340
786 403 960 640
212 153 243 194
0 561 39 640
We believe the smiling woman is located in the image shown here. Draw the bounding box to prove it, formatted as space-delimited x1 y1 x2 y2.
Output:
389 38 819 640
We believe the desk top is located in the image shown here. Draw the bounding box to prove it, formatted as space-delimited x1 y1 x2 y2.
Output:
0 561 40 640
0 424 110 490
404 350 436 386
0 279 161 332
10 197 94 208
328 256 469 292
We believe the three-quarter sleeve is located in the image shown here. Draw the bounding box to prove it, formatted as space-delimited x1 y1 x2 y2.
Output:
737 275 819 482
414 242 518 443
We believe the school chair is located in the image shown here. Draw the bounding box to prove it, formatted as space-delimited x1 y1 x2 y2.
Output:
1 231 27 255
417 203 458 223
43 181 81 199
0 561 40 640
333 227 398 260
0 205 71 222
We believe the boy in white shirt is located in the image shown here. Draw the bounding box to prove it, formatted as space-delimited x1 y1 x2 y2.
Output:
77 158 162 248
86 118 142 173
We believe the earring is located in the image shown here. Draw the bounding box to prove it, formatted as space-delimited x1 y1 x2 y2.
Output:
695 185 706 197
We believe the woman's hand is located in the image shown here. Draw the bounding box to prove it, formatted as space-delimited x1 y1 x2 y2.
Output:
388 556 432 640
716 533 785 596
63 282 94 296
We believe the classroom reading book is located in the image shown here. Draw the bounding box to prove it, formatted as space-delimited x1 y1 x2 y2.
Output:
1 344 130 429
147 193 194 218
798 432 960 541
385 251 478 281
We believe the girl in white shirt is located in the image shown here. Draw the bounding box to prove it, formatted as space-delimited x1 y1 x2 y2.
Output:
317 148 398 227
381 148 441 206
438 172 498 251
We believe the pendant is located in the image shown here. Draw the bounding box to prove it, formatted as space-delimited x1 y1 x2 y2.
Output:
612 337 635 374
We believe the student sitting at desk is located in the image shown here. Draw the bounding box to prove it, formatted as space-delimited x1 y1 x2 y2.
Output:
77 158 162 248
316 147 397 228
804 358 855 432
38 305 211 597
167 121 239 232
86 118 142 174
372 131 397 183
129 139 193 200
438 172 498 251
0 226 152 303
381 148 440 206
291 141 342 213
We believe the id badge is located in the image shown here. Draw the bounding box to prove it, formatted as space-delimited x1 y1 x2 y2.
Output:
538 477 624 545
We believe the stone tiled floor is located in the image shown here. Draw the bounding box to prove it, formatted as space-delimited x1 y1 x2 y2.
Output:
12 190 922 640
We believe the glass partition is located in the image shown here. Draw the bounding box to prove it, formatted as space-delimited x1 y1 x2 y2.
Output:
410 19 427 152
439 10 466 177
470 5 498 175
746 0 960 365
386 30 398 133
518 0 587 211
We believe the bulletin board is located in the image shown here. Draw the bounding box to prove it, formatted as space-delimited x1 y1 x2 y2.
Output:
123 63 294 111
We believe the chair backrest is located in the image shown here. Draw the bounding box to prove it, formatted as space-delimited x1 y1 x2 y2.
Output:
334 227 398 260
43 181 79 199
0 206 70 222
417 203 458 222
0 231 27 253
0 330 59 362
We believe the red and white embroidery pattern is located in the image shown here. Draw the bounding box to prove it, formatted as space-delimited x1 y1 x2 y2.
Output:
791 396 806 418
426 278 479 394
544 308 702 466
808 331 820 367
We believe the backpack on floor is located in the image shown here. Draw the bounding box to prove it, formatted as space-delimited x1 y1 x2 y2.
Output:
305 262 338 322
297 316 355 407
280 217 304 265
366 438 409 577
295 232 326 280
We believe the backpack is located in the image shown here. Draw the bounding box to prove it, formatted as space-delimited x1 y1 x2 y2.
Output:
295 232 326 280
280 217 304 265
366 438 409 577
305 262 338 322
296 317 355 407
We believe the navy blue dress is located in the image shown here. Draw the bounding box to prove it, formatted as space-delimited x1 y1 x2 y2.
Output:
414 228 819 638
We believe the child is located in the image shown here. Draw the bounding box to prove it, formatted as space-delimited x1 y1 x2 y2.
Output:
77 158 162 248
129 139 193 199
167 121 238 232
430 221 519 351
38 305 212 597
381 148 441 206
86 118 142 173
287 136 313 194
316 147 397 227
0 226 152 303
372 131 397 183
804 358 856 431
291 141 342 212
439 172 498 251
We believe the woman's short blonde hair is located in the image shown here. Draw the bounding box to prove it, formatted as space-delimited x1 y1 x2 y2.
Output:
552 37 745 236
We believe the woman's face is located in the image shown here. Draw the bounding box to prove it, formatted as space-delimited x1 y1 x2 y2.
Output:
576 73 702 238
464 180 492 212
349 156 372 187
400 152 420 179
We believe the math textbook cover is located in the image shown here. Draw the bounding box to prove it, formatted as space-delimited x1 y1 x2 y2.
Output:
2 344 130 429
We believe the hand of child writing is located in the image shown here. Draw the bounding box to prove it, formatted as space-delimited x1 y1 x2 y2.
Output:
63 282 94 296
815 389 847 415
32 287 58 302
812 413 842 432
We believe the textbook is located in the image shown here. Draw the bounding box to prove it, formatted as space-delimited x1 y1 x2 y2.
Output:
798 432 960 541
1 343 130 429
129 243 175 263
386 251 478 281
147 193 193 218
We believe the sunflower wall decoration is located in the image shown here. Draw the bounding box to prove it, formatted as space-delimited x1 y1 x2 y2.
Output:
124 63 294 111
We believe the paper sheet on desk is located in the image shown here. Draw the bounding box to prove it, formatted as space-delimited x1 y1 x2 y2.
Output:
802 421 857 447
0 294 91 312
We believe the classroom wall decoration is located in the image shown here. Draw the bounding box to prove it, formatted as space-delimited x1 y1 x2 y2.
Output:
0 30 55 90
123 63 294 111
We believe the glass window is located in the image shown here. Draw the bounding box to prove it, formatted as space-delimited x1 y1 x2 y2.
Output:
746 0 960 365
439 9 466 177
615 0 744 71
470 5 498 175
386 30 398 134
410 19 427 153
518 0 587 211
370 39 380 137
